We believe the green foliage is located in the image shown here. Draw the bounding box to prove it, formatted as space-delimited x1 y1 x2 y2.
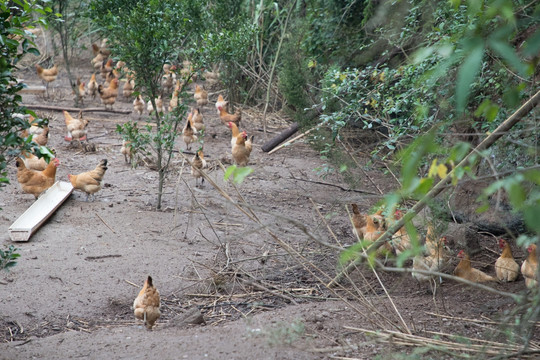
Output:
90 0 206 209
278 25 318 126
0 245 20 272
0 1 52 187
224 165 253 185
481 169 540 235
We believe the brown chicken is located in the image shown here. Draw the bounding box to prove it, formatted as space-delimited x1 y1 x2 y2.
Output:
64 110 89 141
495 239 520 282
182 115 198 150
215 94 227 114
228 121 241 147
87 73 99 100
218 106 241 127
454 250 497 283
68 159 108 201
521 244 538 288
91 51 106 71
100 58 114 79
123 76 135 98
35 64 58 97
105 69 118 86
76 77 86 104
192 108 205 133
231 131 252 167
191 149 207 188
133 276 161 330
15 157 59 199
133 95 145 116
350 204 384 240
21 151 48 171
412 236 450 294
194 84 208 108
98 78 119 110
147 95 164 114
390 210 412 255
121 140 134 164
30 126 49 146
168 90 179 112
349 204 392 258
161 72 175 94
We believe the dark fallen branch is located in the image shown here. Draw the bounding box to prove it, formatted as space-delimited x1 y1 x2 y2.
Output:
289 174 380 195
23 104 132 114
84 255 122 261
261 122 299 152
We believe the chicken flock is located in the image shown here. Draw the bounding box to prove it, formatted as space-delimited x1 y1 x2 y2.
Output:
14 38 262 329
15 38 539 331
350 204 539 295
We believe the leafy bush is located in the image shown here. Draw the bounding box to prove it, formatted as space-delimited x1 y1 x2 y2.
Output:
0 245 20 272
0 1 53 187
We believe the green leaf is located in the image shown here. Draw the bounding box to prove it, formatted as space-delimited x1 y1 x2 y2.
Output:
224 165 254 184
522 29 540 57
488 39 527 77
456 40 484 112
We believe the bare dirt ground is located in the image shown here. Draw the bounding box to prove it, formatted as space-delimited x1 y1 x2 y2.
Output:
0 57 537 360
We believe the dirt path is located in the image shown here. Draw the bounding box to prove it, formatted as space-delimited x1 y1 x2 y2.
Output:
0 61 534 359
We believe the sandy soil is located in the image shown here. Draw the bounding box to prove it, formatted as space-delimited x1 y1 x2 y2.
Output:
0 58 536 360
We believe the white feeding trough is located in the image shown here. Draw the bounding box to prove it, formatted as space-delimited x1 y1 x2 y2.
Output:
9 181 73 242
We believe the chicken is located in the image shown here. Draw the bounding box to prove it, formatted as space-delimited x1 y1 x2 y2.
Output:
495 239 520 282
100 58 114 79
147 95 164 114
231 131 253 167
194 84 208 108
349 205 392 259
105 69 118 86
91 42 100 56
228 121 241 147
87 73 99 100
133 95 145 116
390 210 411 256
168 90 179 112
180 60 193 79
215 94 227 114
133 276 161 330
91 40 110 58
15 157 60 199
21 151 48 171
191 108 205 133
68 159 108 201
97 78 119 110
412 236 450 294
123 76 135 98
191 149 207 188
218 106 241 127
25 124 49 146
161 71 175 94
91 51 106 71
35 64 58 97
64 110 89 142
350 204 385 240
521 244 538 288
121 140 134 164
182 115 198 150
454 250 497 283
76 77 86 104
204 67 220 88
